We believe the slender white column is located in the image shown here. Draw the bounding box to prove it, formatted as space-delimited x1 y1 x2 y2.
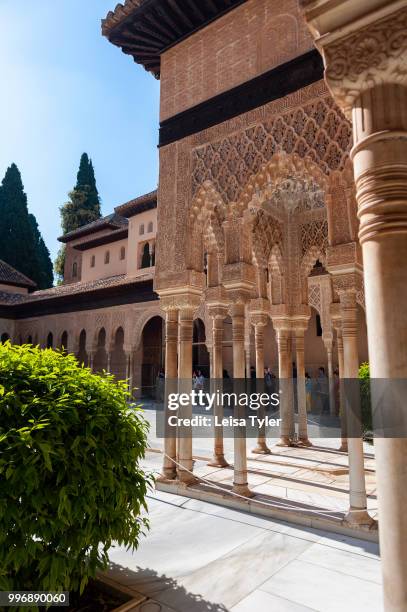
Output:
339 289 372 527
295 326 311 446
252 317 271 454
159 308 178 480
177 308 195 484
208 307 229 467
231 302 252 497
324 337 336 417
275 325 293 446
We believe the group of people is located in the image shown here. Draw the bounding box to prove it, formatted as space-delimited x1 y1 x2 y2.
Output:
155 363 340 415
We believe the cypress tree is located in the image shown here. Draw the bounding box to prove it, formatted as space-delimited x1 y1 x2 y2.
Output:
0 164 42 285
28 214 53 289
54 154 101 281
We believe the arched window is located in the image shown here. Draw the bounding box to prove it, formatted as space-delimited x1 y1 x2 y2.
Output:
47 332 53 348
151 245 155 267
104 251 110 264
120 246 126 260
139 224 145 235
141 243 150 269
90 255 95 268
147 221 153 233
72 262 78 278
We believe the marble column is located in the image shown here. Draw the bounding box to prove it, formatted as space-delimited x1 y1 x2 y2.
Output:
339 288 372 527
252 315 271 454
301 4 407 607
208 306 229 467
160 308 179 480
333 320 348 452
294 325 311 446
275 324 293 446
323 335 337 417
231 302 252 497
177 307 195 484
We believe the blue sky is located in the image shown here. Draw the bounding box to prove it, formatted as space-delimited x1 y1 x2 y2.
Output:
1 0 160 262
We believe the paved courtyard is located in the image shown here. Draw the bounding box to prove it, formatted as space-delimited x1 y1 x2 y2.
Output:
104 407 382 611
142 404 378 521
106 450 382 612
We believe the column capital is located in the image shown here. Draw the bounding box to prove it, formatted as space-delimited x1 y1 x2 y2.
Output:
205 286 229 309
207 304 229 321
301 1 407 118
332 272 363 298
249 298 270 331
157 287 202 314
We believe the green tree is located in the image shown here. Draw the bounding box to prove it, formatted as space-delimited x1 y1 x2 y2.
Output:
55 154 101 281
0 164 52 288
28 214 53 289
0 342 151 598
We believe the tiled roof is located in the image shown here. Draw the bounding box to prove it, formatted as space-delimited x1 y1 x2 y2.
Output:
0 259 36 289
59 213 128 243
0 272 154 307
115 190 157 218
0 290 28 305
102 0 145 34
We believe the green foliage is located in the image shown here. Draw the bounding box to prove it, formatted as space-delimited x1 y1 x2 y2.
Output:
54 246 66 284
0 164 52 288
28 214 53 289
56 154 101 280
60 188 100 236
0 342 151 602
359 362 372 434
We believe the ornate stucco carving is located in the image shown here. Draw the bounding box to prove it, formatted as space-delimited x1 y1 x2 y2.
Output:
323 7 407 118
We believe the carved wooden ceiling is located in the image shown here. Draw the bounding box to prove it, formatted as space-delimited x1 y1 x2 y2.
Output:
102 0 247 77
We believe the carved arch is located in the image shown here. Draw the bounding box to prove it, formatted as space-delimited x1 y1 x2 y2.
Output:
131 306 165 349
233 153 329 217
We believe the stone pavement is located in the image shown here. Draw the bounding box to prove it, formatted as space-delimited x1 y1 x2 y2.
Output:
141 404 378 523
105 450 382 612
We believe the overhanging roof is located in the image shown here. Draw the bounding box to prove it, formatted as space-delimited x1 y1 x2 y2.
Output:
115 190 157 218
102 0 247 77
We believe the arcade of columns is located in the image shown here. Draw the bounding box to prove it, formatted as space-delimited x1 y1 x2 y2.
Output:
156 146 373 525
301 2 407 610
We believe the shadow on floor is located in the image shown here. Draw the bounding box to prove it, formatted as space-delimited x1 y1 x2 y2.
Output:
107 563 230 612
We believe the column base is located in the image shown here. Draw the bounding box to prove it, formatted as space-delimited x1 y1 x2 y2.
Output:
298 438 312 447
232 483 254 498
343 508 376 529
252 442 272 454
207 455 229 468
276 436 292 447
177 462 197 485
156 468 177 482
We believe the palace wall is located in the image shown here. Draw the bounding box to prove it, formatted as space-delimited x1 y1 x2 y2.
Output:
81 238 128 283
160 0 314 121
127 208 157 277
155 80 354 292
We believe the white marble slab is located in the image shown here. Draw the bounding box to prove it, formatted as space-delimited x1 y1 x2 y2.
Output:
260 559 383 612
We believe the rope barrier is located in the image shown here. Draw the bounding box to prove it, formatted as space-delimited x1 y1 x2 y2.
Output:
153 451 378 517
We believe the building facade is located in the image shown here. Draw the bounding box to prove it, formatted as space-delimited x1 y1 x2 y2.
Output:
1 1 406 607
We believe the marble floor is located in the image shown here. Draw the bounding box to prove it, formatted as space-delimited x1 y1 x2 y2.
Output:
141 404 378 522
106 450 382 612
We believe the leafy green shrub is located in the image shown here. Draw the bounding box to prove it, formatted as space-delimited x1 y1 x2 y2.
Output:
0 342 151 598
359 362 372 435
